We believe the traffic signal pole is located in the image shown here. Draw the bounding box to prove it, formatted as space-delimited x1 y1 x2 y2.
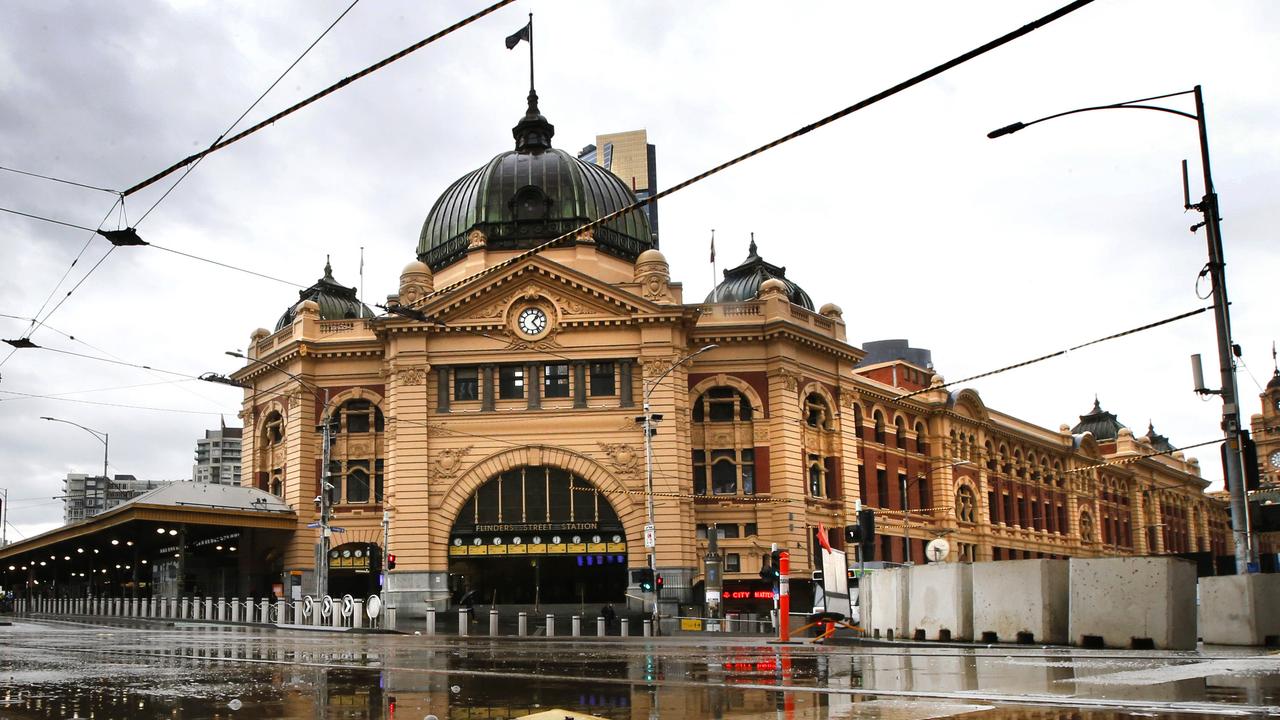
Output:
777 551 790 642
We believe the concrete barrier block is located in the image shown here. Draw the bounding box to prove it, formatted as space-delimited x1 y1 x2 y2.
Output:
908 563 973 641
1200 574 1280 646
1069 556 1197 650
972 559 1069 645
867 567 911 639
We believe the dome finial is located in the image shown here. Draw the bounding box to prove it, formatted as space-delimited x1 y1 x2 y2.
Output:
748 232 758 257
323 255 334 282
507 13 553 153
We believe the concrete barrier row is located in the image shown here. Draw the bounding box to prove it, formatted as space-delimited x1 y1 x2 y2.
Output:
420 609 644 638
866 557 1275 650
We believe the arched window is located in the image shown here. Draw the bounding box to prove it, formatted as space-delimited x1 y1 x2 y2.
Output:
873 411 885 444
808 455 825 497
956 485 977 523
270 477 283 496
691 386 757 496
853 404 864 441
325 397 386 505
327 399 385 435
804 393 832 429
263 411 283 446
691 387 753 422
895 417 907 450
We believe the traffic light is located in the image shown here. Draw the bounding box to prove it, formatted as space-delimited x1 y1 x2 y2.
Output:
633 567 655 592
655 574 664 592
387 553 396 570
856 508 876 560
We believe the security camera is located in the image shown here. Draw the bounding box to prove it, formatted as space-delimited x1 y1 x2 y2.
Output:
313 496 323 507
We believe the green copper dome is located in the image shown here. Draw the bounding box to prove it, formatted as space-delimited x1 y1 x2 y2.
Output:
704 238 815 310
275 259 374 331
417 91 653 271
1071 397 1127 441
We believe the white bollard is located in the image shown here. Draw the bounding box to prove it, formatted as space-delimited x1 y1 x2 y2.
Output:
518 611 527 636
262 599 272 624
620 618 630 636
131 598 139 617
598 616 606 636
458 608 469 636
426 609 436 636
353 600 364 629
490 609 499 636
278 600 289 626
331 601 341 629
572 615 581 637
204 597 213 620
546 614 555 637
293 600 302 625
643 618 652 637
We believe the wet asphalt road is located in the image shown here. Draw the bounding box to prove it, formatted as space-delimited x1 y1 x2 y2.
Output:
1 616 1278 719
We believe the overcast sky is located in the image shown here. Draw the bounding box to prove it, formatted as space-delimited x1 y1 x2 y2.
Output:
2 1 1277 540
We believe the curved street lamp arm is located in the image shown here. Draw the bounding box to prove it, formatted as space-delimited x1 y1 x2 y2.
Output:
988 89 1198 138
643 344 719 403
39 416 107 444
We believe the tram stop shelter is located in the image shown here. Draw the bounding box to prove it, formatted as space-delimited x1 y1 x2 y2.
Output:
0 482 296 600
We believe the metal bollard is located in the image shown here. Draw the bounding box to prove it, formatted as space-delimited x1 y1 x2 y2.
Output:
279 600 289 626
572 615 581 637
518 611 527 636
546 614 555 637
353 600 364 629
131 598 139 617
458 608 469 636
331 601 342 629
426 609 436 636
489 609 499 636
643 618 652 637
262 599 272 625
204 597 213 620
597 616 606 636
292 600 302 625
620 618 630 636
218 597 227 622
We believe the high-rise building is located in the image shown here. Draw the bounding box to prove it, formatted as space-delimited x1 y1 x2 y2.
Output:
578 129 658 243
62 474 172 524
194 427 242 485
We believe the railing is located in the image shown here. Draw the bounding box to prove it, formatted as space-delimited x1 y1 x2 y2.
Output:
15 593 385 631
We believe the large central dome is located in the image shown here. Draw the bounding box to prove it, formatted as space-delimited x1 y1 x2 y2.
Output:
417 91 653 271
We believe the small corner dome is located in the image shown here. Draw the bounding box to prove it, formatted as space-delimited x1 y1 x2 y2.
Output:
1070 397 1126 442
417 92 653 272
276 259 374 331
636 248 667 265
704 238 814 310
401 260 431 276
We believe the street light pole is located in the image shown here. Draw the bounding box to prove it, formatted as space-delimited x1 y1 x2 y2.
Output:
224 351 336 595
904 459 971 565
41 416 110 517
988 86 1255 573
638 344 718 633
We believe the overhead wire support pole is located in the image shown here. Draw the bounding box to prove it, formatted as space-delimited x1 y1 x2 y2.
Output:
988 85 1254 572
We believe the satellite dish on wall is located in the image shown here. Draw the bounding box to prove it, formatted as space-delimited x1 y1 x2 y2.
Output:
925 538 951 563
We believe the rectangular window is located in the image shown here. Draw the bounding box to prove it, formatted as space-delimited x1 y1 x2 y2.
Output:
741 449 755 495
346 460 371 503
897 473 908 510
589 362 616 396
692 450 707 495
721 524 740 539
744 523 758 536
544 364 570 398
499 366 525 399
696 523 708 540
809 457 824 497
876 468 888 508
454 367 479 401
917 476 929 512
711 450 737 494
725 553 741 572
374 459 384 503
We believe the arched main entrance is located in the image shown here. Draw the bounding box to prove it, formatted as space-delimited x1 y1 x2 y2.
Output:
327 542 382 599
448 465 627 605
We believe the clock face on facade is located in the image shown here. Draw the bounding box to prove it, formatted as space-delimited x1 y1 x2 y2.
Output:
517 307 547 336
1270 450 1280 470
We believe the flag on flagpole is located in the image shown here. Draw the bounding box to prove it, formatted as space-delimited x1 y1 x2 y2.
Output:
505 21 531 49
709 229 716 263
817 522 833 554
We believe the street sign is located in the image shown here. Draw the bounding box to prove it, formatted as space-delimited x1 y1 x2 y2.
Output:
306 521 321 529
330 527 347 533
926 538 951 562
643 523 655 548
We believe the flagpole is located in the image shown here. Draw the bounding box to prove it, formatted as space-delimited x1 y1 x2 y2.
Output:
710 228 717 290
527 13 534 94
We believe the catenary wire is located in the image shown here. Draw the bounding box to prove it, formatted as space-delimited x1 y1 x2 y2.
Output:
0 378 198 402
134 0 362 226
410 0 1098 307
894 306 1210 401
0 164 119 194
123 0 519 198
0 389 225 416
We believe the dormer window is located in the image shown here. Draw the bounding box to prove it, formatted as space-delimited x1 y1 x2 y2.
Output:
512 185 550 221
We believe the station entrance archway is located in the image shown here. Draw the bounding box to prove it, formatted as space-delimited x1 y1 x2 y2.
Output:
447 465 628 605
